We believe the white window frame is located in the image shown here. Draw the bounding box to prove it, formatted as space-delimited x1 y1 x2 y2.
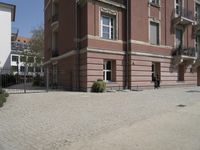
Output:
100 15 115 40
103 61 112 82
175 0 183 16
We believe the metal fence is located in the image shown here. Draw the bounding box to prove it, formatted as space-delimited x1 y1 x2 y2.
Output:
0 67 48 94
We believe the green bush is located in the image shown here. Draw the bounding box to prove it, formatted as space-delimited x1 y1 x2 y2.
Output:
0 89 5 94
0 94 6 107
0 90 9 107
91 79 106 93
32 74 43 87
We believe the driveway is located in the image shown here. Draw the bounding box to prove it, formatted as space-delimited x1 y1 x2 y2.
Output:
0 87 200 150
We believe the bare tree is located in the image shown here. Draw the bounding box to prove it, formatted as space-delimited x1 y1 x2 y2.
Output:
29 25 44 57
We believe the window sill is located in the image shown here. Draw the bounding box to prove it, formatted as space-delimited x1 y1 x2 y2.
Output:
100 37 117 41
149 2 161 8
150 43 160 46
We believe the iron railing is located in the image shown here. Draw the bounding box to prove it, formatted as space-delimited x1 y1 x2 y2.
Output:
172 46 196 57
52 14 59 23
52 49 59 57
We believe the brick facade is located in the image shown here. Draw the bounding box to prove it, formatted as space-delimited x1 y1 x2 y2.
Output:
44 0 200 91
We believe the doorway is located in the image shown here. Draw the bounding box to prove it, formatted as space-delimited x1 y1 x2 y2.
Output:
197 66 200 86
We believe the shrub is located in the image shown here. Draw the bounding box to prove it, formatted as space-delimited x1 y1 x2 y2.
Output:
32 74 43 86
0 89 5 94
91 79 106 93
0 89 9 107
0 94 6 107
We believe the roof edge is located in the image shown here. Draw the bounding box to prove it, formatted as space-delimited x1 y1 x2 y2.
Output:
0 2 16 21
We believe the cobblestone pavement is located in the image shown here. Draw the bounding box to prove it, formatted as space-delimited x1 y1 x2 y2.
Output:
0 87 200 150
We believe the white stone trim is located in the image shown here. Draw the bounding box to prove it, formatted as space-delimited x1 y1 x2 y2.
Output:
43 50 77 65
130 51 172 59
83 47 125 55
78 34 125 44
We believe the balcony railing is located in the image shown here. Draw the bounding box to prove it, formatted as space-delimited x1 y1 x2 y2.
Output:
172 46 196 57
52 49 59 57
51 14 59 23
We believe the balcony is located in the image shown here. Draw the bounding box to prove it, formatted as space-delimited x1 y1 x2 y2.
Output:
193 17 200 35
172 8 194 27
52 49 59 58
172 46 197 65
51 14 59 31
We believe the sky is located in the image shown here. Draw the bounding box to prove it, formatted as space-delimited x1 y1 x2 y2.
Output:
1 0 44 38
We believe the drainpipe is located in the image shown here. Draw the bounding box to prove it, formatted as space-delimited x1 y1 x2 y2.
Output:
75 0 80 90
125 0 129 89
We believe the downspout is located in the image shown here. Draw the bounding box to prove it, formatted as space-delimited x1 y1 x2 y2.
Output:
125 0 129 89
75 0 80 90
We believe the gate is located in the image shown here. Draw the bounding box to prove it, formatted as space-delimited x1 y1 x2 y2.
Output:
0 68 47 94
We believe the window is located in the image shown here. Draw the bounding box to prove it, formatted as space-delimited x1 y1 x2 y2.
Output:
150 22 159 45
35 67 41 73
175 0 182 15
196 35 200 56
101 15 115 40
152 62 160 81
195 3 200 23
150 0 159 5
20 66 25 72
103 61 112 82
12 56 18 62
28 67 34 72
176 28 183 48
12 66 18 72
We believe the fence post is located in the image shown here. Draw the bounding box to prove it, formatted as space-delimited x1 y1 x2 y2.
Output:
24 64 27 93
0 68 2 91
46 67 49 92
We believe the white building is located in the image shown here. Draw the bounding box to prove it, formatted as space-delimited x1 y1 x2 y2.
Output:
0 2 15 70
11 36 44 77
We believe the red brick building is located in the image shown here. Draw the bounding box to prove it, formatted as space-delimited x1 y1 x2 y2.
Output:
44 0 200 91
